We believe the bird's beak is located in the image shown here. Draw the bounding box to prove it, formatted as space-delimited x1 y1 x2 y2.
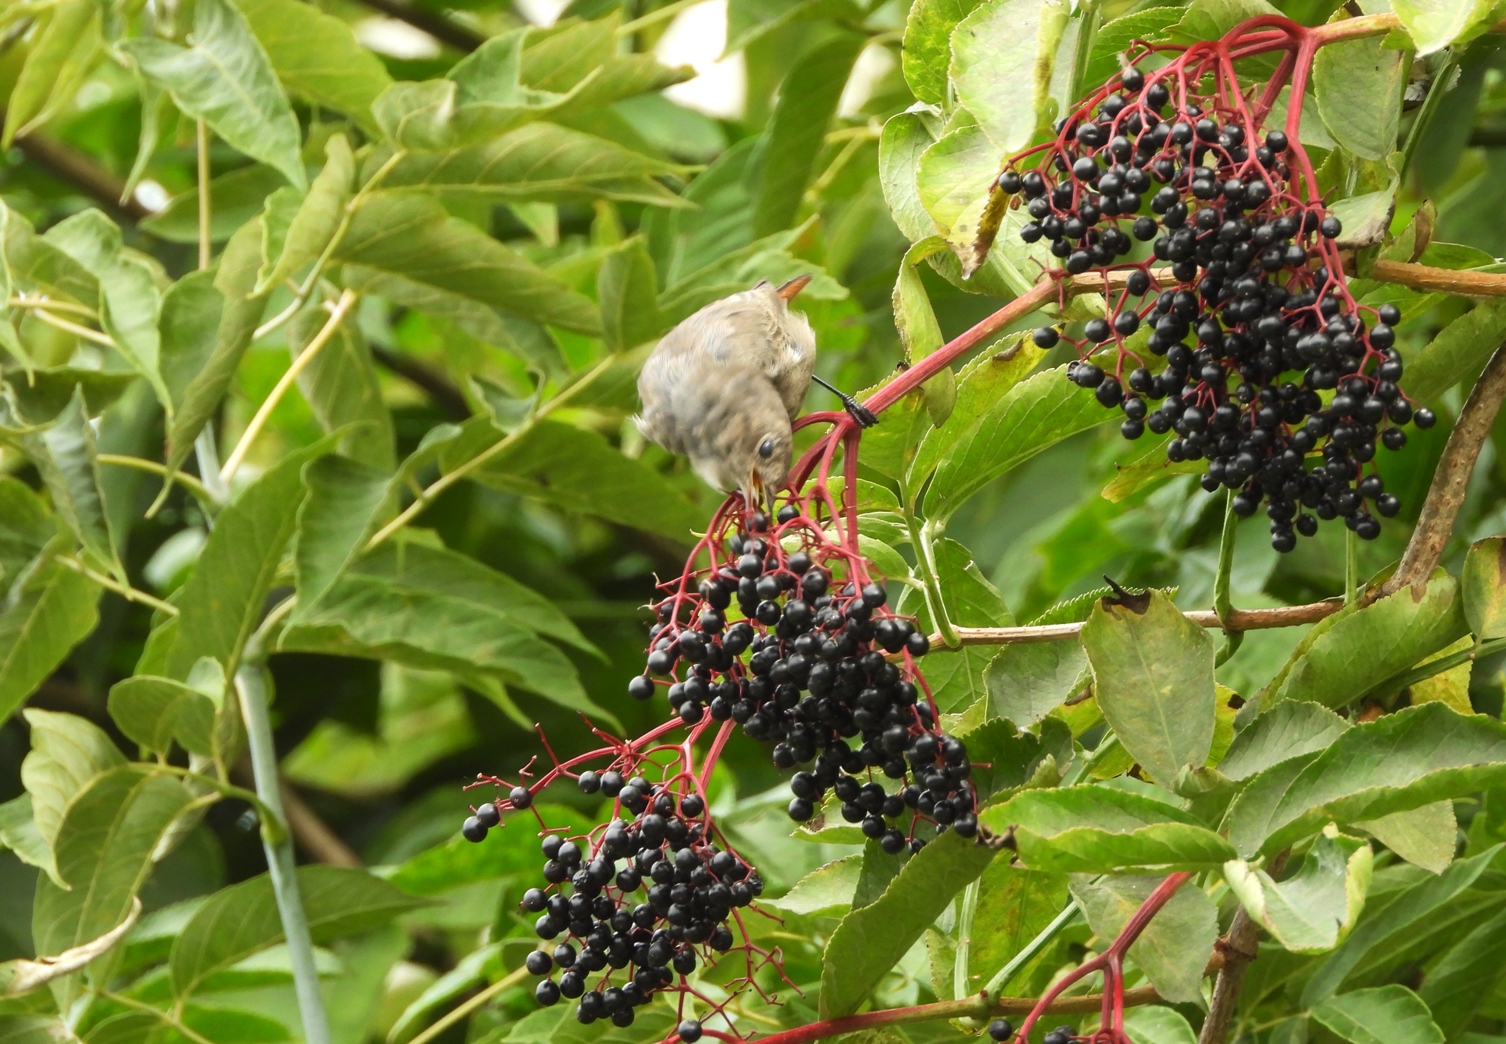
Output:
745 469 763 513
777 275 812 302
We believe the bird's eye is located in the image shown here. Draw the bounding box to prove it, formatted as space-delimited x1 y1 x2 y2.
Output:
759 439 775 459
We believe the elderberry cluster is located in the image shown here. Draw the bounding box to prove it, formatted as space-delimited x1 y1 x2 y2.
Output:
997 64 1433 552
462 777 759 1026
635 508 978 852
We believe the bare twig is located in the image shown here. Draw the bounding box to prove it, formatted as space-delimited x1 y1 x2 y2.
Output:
932 600 1344 648
1199 850 1290 1044
1359 258 1506 299
1377 343 1506 600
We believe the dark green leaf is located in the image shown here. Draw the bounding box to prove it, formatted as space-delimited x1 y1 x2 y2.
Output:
0 546 100 724
762 855 863 917
120 0 305 188
1403 301 1506 404
1218 700 1350 782
597 237 663 351
1417 904 1506 1039
334 191 600 334
1227 702 1506 857
1225 828 1372 953
1082 590 1216 787
909 340 1046 486
169 865 423 997
286 304 394 470
106 675 219 758
819 828 995 1017
965 863 1069 996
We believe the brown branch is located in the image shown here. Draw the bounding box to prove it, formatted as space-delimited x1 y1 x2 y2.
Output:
1362 258 1506 299
934 599 1344 648
1376 343 1506 600
348 0 483 52
370 344 471 421
12 133 154 223
1198 850 1290 1044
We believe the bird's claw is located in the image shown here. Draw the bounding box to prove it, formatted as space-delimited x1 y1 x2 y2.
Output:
841 396 879 429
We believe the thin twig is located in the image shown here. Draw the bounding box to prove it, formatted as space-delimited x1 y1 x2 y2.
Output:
1376 342 1506 600
28 307 116 348
98 991 217 1044
196 120 211 272
400 966 531 1044
1198 850 1290 1044
220 289 359 484
97 453 214 505
55 556 179 616
930 600 1344 648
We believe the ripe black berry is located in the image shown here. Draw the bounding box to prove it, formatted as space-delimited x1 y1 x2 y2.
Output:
462 816 487 843
990 1019 1015 1042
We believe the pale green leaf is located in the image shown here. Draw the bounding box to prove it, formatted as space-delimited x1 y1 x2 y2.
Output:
951 0 1071 152
1314 986 1445 1044
1224 827 1372 953
255 133 355 296
1071 872 1216 1003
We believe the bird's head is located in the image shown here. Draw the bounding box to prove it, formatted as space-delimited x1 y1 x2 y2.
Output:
687 379 795 503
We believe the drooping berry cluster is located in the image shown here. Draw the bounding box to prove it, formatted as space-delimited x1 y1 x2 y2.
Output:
462 774 765 1029
994 60 1435 551
635 498 978 850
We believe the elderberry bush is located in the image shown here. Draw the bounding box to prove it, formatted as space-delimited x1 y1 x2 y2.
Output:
638 505 978 851
462 777 760 1027
997 63 1434 552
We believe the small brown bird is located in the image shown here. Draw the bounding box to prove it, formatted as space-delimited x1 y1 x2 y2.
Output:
636 276 875 499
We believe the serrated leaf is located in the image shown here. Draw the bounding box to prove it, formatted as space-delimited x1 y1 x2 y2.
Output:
1071 873 1216 1004
950 0 1071 152
983 785 1236 872
819 828 995 1017
964 862 1069 996
1082 590 1216 787
763 855 863 917
1357 800 1456 874
1313 985 1444 1044
32 767 195 1008
1267 575 1468 709
955 717 1070 805
120 0 305 189
1402 300 1506 405
1464 537 1506 641
255 133 354 296
334 191 600 334
1124 1006 1198 1044
923 365 1109 519
1302 843 1500 1005
169 866 423 998
1224 827 1372 953
0 545 99 724
909 339 1044 486
233 0 392 132
1219 701 1350 781
902 0 985 105
1314 36 1404 162
1082 8 1182 88
1227 703 1506 858
1417 904 1506 1039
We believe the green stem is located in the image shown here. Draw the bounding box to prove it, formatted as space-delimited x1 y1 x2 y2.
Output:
979 900 1082 1009
96 454 215 509
196 119 211 272
400 966 531 1044
1214 489 1243 667
100 991 217 1044
953 879 980 1004
153 765 286 844
902 498 959 647
1344 528 1359 605
236 615 331 1044
55 555 178 616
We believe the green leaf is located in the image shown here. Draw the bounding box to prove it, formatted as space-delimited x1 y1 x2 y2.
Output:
233 0 393 132
956 716 1070 805
1224 827 1372 953
1124 1006 1198 1044
44 210 169 412
951 0 1071 152
1227 702 1506 858
752 34 865 237
910 339 1046 486
1408 301 1506 405
902 0 985 105
334 191 600 334
157 439 332 680
0 476 51 580
169 865 423 997
725 0 861 52
386 803 578 895
1391 0 1499 56
1218 700 1350 781
1303 844 1500 1005
2 0 101 145
1 200 98 306
0 1017 82 1044
1082 590 1216 787
1070 873 1216 1004
982 785 1236 873
497 1005 673 1044
381 124 688 208
120 0 306 189
1314 36 1404 162
1464 536 1506 640
1417 905 1506 1039
141 165 288 245
1169 0 1282 43
32 767 195 1006
1357 800 1455 874
0 546 100 724
898 538 1012 713
106 675 219 758
654 225 847 326
923 365 1109 519
293 455 393 615
255 134 354 296
964 863 1069 995
762 854 863 916
987 641 1088 728
1313 986 1445 1044
1265 575 1468 709
286 304 394 471
452 419 704 538
892 239 955 424
597 237 663 351
819 828 995 1017
19 709 124 857
1082 8 1182 88
163 218 265 477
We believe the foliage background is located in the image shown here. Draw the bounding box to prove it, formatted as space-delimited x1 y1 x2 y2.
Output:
4 2 1506 1044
